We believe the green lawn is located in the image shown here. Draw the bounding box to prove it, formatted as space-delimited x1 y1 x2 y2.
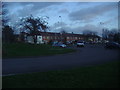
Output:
2 43 75 58
2 61 120 88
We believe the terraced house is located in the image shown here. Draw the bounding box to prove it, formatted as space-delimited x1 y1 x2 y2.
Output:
20 31 101 44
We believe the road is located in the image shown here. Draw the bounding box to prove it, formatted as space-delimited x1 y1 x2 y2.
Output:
2 44 120 76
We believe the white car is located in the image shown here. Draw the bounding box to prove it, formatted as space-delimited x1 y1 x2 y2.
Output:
77 41 85 47
52 43 67 48
59 44 67 48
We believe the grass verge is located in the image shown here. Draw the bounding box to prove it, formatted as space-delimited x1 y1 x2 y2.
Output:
2 61 120 88
2 43 76 58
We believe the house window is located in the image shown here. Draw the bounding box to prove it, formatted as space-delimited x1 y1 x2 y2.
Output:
46 36 49 39
67 37 69 39
44 36 46 39
51 36 53 39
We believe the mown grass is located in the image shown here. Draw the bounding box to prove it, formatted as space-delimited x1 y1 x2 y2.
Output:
2 61 120 88
2 43 75 58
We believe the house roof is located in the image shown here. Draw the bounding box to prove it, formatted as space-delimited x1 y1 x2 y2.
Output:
27 31 100 38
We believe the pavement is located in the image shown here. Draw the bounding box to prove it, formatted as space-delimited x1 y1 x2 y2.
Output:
2 44 120 76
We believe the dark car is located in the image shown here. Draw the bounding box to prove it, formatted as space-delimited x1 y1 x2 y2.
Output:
105 42 120 49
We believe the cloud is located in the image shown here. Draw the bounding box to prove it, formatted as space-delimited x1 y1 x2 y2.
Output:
69 3 118 23
6 2 63 16
3 2 118 35
58 8 69 14
104 16 118 25
5 2 63 10
50 22 67 31
51 21 102 35
63 24 102 35
4 2 63 25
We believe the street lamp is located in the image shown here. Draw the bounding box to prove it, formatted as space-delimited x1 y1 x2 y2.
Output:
100 22 104 42
59 16 63 42
59 16 62 31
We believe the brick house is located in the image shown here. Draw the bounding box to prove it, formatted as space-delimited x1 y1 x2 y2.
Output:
24 31 101 44
26 32 86 44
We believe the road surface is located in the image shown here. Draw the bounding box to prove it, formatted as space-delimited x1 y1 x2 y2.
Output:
2 44 120 76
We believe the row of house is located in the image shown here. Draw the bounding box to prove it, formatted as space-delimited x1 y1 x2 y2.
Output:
19 32 101 44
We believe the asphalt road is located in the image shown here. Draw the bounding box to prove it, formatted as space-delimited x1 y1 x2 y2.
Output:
2 44 120 76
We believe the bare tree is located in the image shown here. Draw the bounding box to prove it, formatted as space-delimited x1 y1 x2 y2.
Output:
83 30 98 35
1 2 15 43
1 2 10 26
102 28 120 43
2 25 14 43
102 29 109 40
20 15 49 44
60 30 67 34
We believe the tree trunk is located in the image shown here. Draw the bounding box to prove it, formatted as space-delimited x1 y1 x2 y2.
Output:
33 35 37 44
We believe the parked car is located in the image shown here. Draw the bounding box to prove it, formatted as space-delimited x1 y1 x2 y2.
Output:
105 42 120 49
59 44 67 48
52 43 67 48
76 41 85 47
66 41 72 45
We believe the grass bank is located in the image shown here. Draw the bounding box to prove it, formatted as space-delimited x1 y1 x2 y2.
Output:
2 43 75 58
2 61 120 88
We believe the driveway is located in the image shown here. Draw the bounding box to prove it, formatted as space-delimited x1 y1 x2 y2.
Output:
2 44 120 76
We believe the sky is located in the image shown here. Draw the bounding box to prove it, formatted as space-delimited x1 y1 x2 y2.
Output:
3 2 118 36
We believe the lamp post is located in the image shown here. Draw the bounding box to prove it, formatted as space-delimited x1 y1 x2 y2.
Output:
59 16 62 31
59 16 63 42
100 22 104 42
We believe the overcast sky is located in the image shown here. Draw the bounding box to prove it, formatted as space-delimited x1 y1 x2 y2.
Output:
4 2 118 35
